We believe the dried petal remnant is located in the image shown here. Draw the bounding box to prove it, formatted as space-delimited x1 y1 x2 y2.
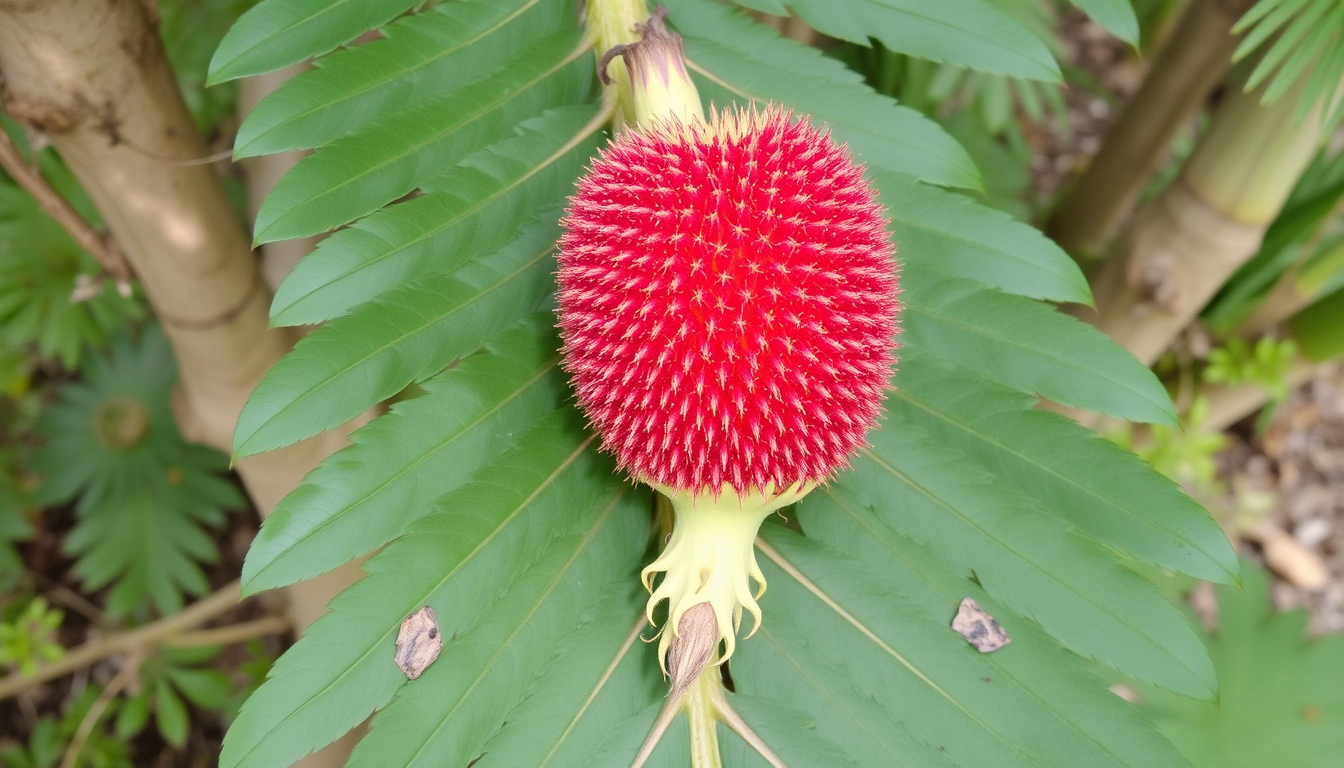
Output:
952 597 1011 653
395 606 443 679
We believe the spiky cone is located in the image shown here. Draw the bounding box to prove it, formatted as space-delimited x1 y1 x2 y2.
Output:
561 7 898 685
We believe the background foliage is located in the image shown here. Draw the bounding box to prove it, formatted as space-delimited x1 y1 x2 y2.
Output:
208 0 1237 766
7 0 1344 765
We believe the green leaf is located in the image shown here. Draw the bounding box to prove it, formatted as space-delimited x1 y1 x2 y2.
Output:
740 498 1189 768
901 261 1176 424
1290 286 1344 361
34 328 240 616
269 106 600 326
847 422 1215 699
665 0 980 190
716 696 866 767
876 170 1092 305
115 692 150 739
890 355 1239 585
729 0 1059 82
166 666 232 711
1137 562 1344 768
0 177 144 370
253 30 591 243
235 0 574 159
481 622 664 768
343 484 645 768
1233 0 1344 128
207 0 423 84
155 677 189 748
1067 0 1139 45
235 215 561 458
220 413 645 768
242 317 566 593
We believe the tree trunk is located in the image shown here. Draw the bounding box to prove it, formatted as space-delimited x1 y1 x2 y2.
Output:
0 5 360 764
1070 77 1327 366
1045 0 1253 260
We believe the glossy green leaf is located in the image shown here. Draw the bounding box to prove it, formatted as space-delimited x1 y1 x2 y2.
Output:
270 106 600 326
208 0 423 84
876 170 1092 305
235 0 574 159
235 216 561 458
242 318 567 594
343 483 645 767
510 642 863 767
729 0 1059 81
221 413 645 768
890 355 1239 585
254 30 591 243
847 424 1215 698
666 0 980 190
738 496 1189 768
901 261 1176 424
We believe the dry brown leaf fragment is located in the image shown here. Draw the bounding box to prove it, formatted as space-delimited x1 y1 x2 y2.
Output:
395 606 443 680
952 597 1011 653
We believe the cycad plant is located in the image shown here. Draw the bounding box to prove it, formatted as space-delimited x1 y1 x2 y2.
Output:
1048 0 1344 430
206 0 1237 766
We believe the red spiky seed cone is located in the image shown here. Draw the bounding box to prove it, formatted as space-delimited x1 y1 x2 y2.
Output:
558 106 898 670
557 106 899 495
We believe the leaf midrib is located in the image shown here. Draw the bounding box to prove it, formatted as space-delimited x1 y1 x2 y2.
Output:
397 487 627 767
230 436 595 767
260 37 589 239
861 0 1055 72
243 244 552 454
216 0 355 79
890 386 1235 582
754 538 1034 762
242 0 546 153
275 108 600 324
902 296 1170 421
822 490 1135 765
857 446 1206 694
682 55 972 183
535 618 646 768
754 625 921 767
251 358 560 588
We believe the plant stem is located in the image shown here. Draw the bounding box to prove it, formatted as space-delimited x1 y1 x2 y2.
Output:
586 0 651 130
1072 76 1330 365
0 581 241 700
707 670 787 768
1045 0 1254 260
0 126 132 286
59 651 143 768
687 670 723 768
164 615 291 648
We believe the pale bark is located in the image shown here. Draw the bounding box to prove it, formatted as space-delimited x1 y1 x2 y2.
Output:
1075 179 1265 365
1045 0 1254 260
239 65 325 292
1070 80 1326 366
0 5 360 765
